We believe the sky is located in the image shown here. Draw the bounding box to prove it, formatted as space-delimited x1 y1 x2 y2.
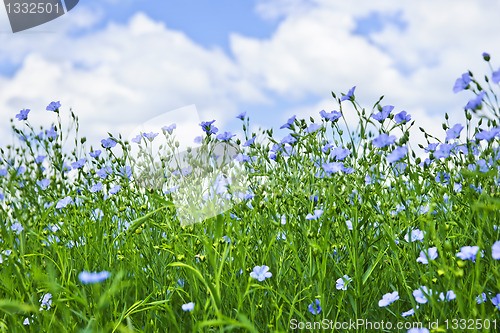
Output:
1 0 500 154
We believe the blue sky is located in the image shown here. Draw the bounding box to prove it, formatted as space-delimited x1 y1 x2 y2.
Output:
0 0 499 150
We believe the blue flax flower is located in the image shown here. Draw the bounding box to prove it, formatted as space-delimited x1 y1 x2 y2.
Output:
475 128 500 141
101 138 117 148
236 112 246 120
433 143 455 159
281 134 297 144
243 136 256 147
340 86 356 101
446 124 464 141
182 302 195 312
200 120 218 135
78 271 110 284
331 147 351 160
90 182 103 193
280 115 296 129
162 123 176 133
16 109 30 121
250 265 272 281
395 111 411 124
72 158 86 169
306 123 321 134
405 228 424 242
216 131 235 141
476 293 487 304
372 133 397 148
308 299 321 315
492 241 500 260
378 291 399 307
56 196 73 209
110 185 121 195
37 179 50 190
438 290 456 301
492 67 500 84
336 275 352 290
491 294 500 310
416 247 438 264
39 293 52 311
372 105 394 122
306 209 323 220
89 150 101 158
387 146 407 164
319 109 342 121
142 132 159 141
401 308 415 317
46 101 61 111
453 73 471 93
465 91 485 110
456 246 482 261
408 328 429 333
413 286 431 304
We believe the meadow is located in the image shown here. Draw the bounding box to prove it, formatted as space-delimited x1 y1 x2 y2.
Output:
1 54 500 332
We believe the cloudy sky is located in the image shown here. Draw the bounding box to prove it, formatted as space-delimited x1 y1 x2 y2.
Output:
1 0 499 151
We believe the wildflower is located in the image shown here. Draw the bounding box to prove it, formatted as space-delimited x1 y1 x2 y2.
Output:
280 115 296 129
372 133 397 148
15 108 30 121
46 101 61 111
182 302 195 312
408 328 429 333
372 105 394 122
424 143 439 152
401 308 415 317
37 179 50 190
346 220 353 230
306 209 323 220
306 123 321 134
336 275 352 290
78 271 110 284
475 128 500 141
96 167 112 179
476 293 487 304
0 169 7 177
110 185 121 195
56 196 73 209
493 67 500 84
281 134 297 145
119 166 132 179
35 155 46 164
89 150 101 158
236 112 246 120
101 138 117 148
331 147 351 160
453 73 471 93
454 183 462 193
46 126 58 139
378 291 399 307
387 146 407 164
142 132 158 141
89 182 103 193
243 136 256 147
200 120 218 135
340 86 356 101
365 175 372 185
404 228 424 242
438 290 456 301
11 222 24 234
250 265 272 281
446 124 464 141
319 109 342 122
491 294 500 310
322 162 344 174
216 131 235 141
234 153 250 162
39 293 52 310
465 91 485 110
434 143 455 159
413 286 431 304
456 246 481 261
416 247 438 264
280 215 286 225
72 158 86 169
131 134 142 144
395 111 411 124
162 123 176 133
483 52 490 61
308 299 321 315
